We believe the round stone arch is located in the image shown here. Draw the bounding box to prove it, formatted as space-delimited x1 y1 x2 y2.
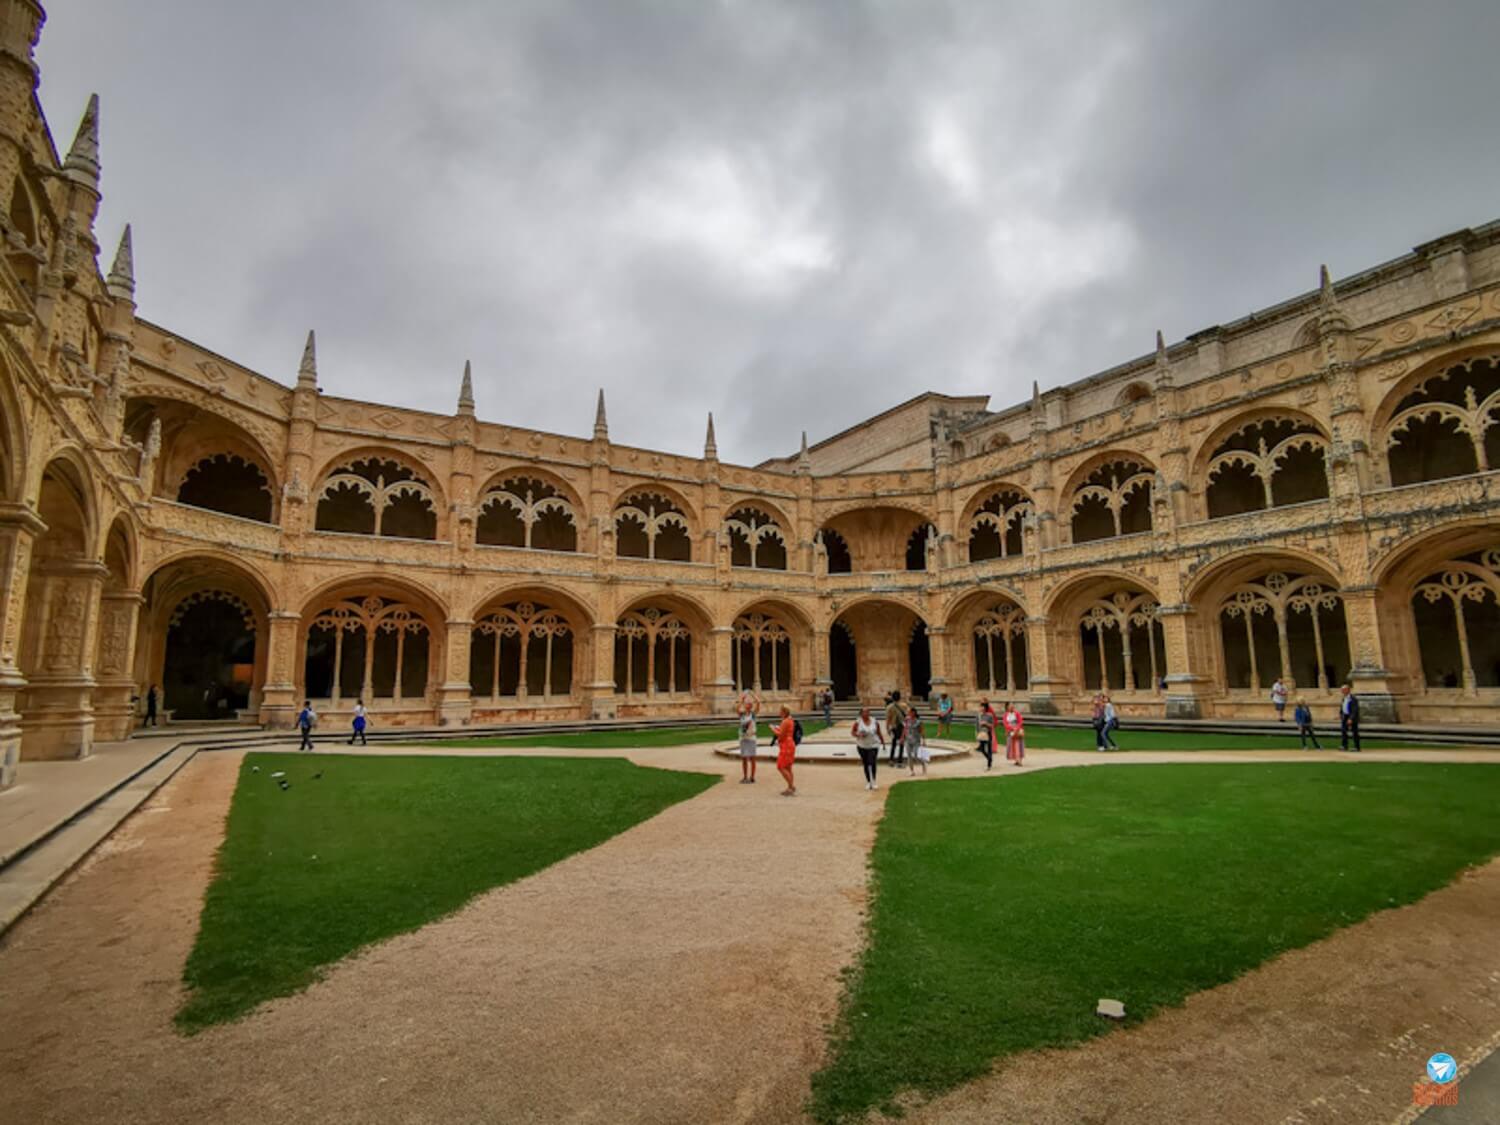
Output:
818 505 936 573
311 445 448 541
827 594 931 704
956 480 1034 528
1043 569 1165 705
1187 406 1331 522
1056 447 1159 546
169 424 280 524
722 497 793 570
1184 548 1348 698
611 482 700 562
469 581 596 707
726 596 813 698
475 464 587 512
1369 518 1500 700
610 479 700 529
613 589 715 703
136 551 276 724
942 585 1031 703
474 467 585 553
297 573 451 710
1369 346 1500 489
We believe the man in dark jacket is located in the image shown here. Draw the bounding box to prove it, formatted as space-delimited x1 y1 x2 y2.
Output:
1338 684 1360 752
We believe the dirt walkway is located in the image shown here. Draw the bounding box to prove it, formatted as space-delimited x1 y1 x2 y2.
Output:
0 746 881 1125
1 744 1498 1124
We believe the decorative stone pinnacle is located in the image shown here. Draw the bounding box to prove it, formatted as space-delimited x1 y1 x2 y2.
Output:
1155 329 1166 362
1319 264 1336 308
704 412 717 459
106 224 134 300
593 388 609 440
797 430 811 473
298 329 317 389
63 93 100 187
458 359 475 414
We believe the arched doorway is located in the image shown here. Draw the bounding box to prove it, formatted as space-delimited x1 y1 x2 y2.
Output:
163 593 256 720
830 622 857 700
830 599 929 703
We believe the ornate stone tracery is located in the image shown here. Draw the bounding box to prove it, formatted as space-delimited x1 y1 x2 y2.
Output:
972 601 1028 693
615 605 693 697
969 489 1032 562
731 612 792 692
1078 589 1164 693
1070 460 1153 543
315 457 438 539
1205 417 1329 518
1218 571 1346 691
304 595 432 702
615 492 690 561
470 601 574 700
476 477 578 551
1411 548 1500 694
1386 356 1500 485
725 507 787 570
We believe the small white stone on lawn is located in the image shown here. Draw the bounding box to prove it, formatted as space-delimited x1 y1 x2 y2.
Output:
270 771 286 778
1097 998 1126 1019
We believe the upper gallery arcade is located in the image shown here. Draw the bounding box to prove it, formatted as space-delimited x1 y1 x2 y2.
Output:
3 0 1500 789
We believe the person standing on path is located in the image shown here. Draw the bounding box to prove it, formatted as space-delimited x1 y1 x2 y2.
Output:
1293 697 1320 749
976 698 997 769
296 700 317 751
1002 701 1026 766
142 684 158 728
885 692 907 766
820 688 833 727
1092 694 1109 751
851 707 884 790
1102 695 1120 750
348 699 368 746
737 706 758 783
773 704 798 795
937 692 954 736
905 705 927 776
1339 684 1361 752
1271 678 1288 721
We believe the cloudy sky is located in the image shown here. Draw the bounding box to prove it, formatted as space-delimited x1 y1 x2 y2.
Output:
38 1 1500 463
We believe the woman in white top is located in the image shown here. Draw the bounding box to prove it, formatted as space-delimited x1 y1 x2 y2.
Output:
737 708 758 784
851 707 885 790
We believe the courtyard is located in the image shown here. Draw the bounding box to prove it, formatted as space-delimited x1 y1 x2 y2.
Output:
3 731 1499 1124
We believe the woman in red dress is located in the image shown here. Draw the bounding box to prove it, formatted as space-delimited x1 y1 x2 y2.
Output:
773 705 798 796
1002 701 1025 766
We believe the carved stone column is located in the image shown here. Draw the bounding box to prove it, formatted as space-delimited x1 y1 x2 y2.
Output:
91 589 143 740
926 624 952 700
1024 614 1068 715
20 558 106 760
1155 603 1211 719
813 626 832 692
435 619 473 726
709 624 736 715
586 622 617 719
258 610 302 728
0 505 41 787
1339 586 1400 722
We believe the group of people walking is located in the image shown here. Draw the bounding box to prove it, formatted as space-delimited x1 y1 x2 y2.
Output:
1274 679 1363 751
973 698 1026 769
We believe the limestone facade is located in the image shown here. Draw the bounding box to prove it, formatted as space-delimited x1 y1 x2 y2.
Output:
5 4 1500 789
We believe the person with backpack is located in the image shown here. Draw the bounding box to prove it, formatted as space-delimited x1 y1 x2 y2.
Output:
976 698 997 769
904 705 928 776
773 704 798 796
1102 694 1120 750
349 699 369 746
297 700 317 751
1293 697 1320 749
1002 700 1026 766
1091 693 1109 751
851 706 884 790
885 692 907 766
820 688 833 727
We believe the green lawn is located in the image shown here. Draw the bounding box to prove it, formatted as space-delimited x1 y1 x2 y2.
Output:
178 753 716 1033
428 718 829 749
810 763 1500 1123
935 719 1438 751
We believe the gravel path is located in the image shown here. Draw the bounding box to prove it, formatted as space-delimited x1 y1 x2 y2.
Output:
1 744 1497 1125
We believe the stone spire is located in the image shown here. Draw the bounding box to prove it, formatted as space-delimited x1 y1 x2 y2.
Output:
704 412 717 459
1319 264 1337 310
1030 380 1044 432
457 359 475 415
297 329 317 390
106 224 134 300
593 388 608 440
797 430 811 473
63 93 100 188
1154 329 1174 390
1155 329 1167 363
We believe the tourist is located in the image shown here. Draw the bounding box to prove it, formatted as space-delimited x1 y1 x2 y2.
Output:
1293 697 1320 749
820 687 833 727
937 691 954 736
296 700 317 751
1339 684 1361 752
976 698 997 769
904 705 927 775
1002 700 1025 766
348 698 368 746
851 706 883 790
885 691 907 766
1102 694 1120 749
738 689 762 718
142 683 158 728
737 705 758 783
1092 694 1109 751
1270 678 1288 721
773 704 798 795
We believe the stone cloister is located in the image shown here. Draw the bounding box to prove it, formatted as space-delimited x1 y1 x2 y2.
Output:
4 4 1500 792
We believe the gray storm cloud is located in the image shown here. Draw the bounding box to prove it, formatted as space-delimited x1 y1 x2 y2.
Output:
37 0 1500 462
